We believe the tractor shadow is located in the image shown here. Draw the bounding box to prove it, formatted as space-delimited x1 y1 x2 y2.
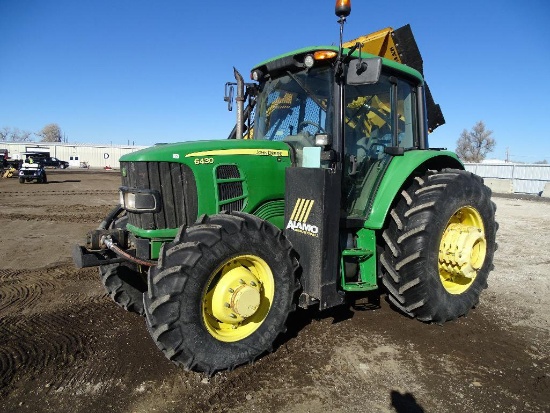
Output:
274 290 382 350
390 390 426 413
46 180 82 184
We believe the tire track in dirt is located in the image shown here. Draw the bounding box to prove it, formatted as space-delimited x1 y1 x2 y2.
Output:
0 204 113 212
0 265 103 316
0 278 55 313
0 190 117 197
0 310 89 394
0 203 113 224
0 261 109 314
0 212 110 224
0 264 117 395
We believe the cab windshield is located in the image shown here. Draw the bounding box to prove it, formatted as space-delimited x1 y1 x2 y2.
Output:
253 67 334 142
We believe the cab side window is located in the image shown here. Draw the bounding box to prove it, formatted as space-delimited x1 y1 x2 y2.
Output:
344 75 393 177
395 78 416 149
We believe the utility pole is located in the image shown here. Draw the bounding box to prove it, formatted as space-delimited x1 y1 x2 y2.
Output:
506 147 510 163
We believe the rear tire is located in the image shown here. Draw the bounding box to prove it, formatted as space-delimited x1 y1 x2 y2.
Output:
380 169 497 323
144 211 299 374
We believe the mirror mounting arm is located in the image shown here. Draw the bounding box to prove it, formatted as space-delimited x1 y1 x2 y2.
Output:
354 42 369 75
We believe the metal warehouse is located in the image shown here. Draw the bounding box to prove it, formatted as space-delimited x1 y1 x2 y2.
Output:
1 142 147 169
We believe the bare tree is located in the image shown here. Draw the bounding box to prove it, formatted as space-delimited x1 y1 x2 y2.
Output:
456 121 496 163
0 126 33 142
38 123 62 142
0 127 9 141
12 128 33 142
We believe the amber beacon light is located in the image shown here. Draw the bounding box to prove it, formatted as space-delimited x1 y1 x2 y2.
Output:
335 0 351 17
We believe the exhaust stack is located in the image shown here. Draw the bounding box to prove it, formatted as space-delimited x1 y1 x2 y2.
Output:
233 67 245 139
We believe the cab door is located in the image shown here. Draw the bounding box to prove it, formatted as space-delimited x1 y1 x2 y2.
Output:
343 74 419 220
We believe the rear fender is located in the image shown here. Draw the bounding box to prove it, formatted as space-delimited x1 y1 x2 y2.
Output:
365 151 463 229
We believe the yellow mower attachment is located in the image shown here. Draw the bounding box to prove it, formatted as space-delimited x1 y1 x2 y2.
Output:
344 25 445 131
2 167 17 178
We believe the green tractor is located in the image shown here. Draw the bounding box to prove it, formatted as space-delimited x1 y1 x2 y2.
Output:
74 1 497 374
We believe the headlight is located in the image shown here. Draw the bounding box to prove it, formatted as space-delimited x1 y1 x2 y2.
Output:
119 187 161 213
304 54 315 68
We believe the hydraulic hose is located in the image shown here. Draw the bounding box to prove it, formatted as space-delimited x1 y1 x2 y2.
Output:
102 236 156 267
98 204 125 230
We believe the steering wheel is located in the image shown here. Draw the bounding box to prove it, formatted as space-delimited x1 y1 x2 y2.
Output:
298 120 326 134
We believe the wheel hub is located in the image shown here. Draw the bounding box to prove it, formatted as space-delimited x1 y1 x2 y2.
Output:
231 285 261 318
202 254 275 342
209 263 263 324
439 223 486 279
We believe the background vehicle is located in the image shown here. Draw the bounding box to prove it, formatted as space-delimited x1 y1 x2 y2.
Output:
42 156 69 169
74 1 497 374
21 152 69 169
1 148 23 171
18 161 47 184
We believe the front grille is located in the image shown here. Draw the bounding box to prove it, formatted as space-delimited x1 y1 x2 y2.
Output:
218 182 245 211
216 165 241 180
215 165 246 212
120 161 197 230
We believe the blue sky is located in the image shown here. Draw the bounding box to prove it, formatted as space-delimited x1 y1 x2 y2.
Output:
1 0 549 162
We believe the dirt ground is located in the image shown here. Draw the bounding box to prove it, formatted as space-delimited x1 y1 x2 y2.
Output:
0 170 548 413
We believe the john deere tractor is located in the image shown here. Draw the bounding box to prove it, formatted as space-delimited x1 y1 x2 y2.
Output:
74 1 497 374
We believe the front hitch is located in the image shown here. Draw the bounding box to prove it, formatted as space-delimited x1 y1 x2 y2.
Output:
73 204 157 269
73 226 130 268
74 225 155 269
72 244 126 268
87 228 128 250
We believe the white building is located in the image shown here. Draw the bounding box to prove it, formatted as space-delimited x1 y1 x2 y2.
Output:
0 142 148 169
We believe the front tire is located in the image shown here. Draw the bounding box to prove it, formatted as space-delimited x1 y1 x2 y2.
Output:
100 262 147 315
380 169 497 323
144 212 299 374
99 214 147 315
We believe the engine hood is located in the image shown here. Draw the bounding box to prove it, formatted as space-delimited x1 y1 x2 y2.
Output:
120 139 291 163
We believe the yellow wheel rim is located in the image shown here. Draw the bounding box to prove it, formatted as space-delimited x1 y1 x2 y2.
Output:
438 206 487 294
202 255 274 342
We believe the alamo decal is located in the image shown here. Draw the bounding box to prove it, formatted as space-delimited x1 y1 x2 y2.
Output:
286 198 319 237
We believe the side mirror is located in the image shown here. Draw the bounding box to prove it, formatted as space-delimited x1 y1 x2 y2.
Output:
346 57 382 85
224 82 235 111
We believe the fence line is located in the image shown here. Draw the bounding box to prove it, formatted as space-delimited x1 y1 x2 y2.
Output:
464 163 550 195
